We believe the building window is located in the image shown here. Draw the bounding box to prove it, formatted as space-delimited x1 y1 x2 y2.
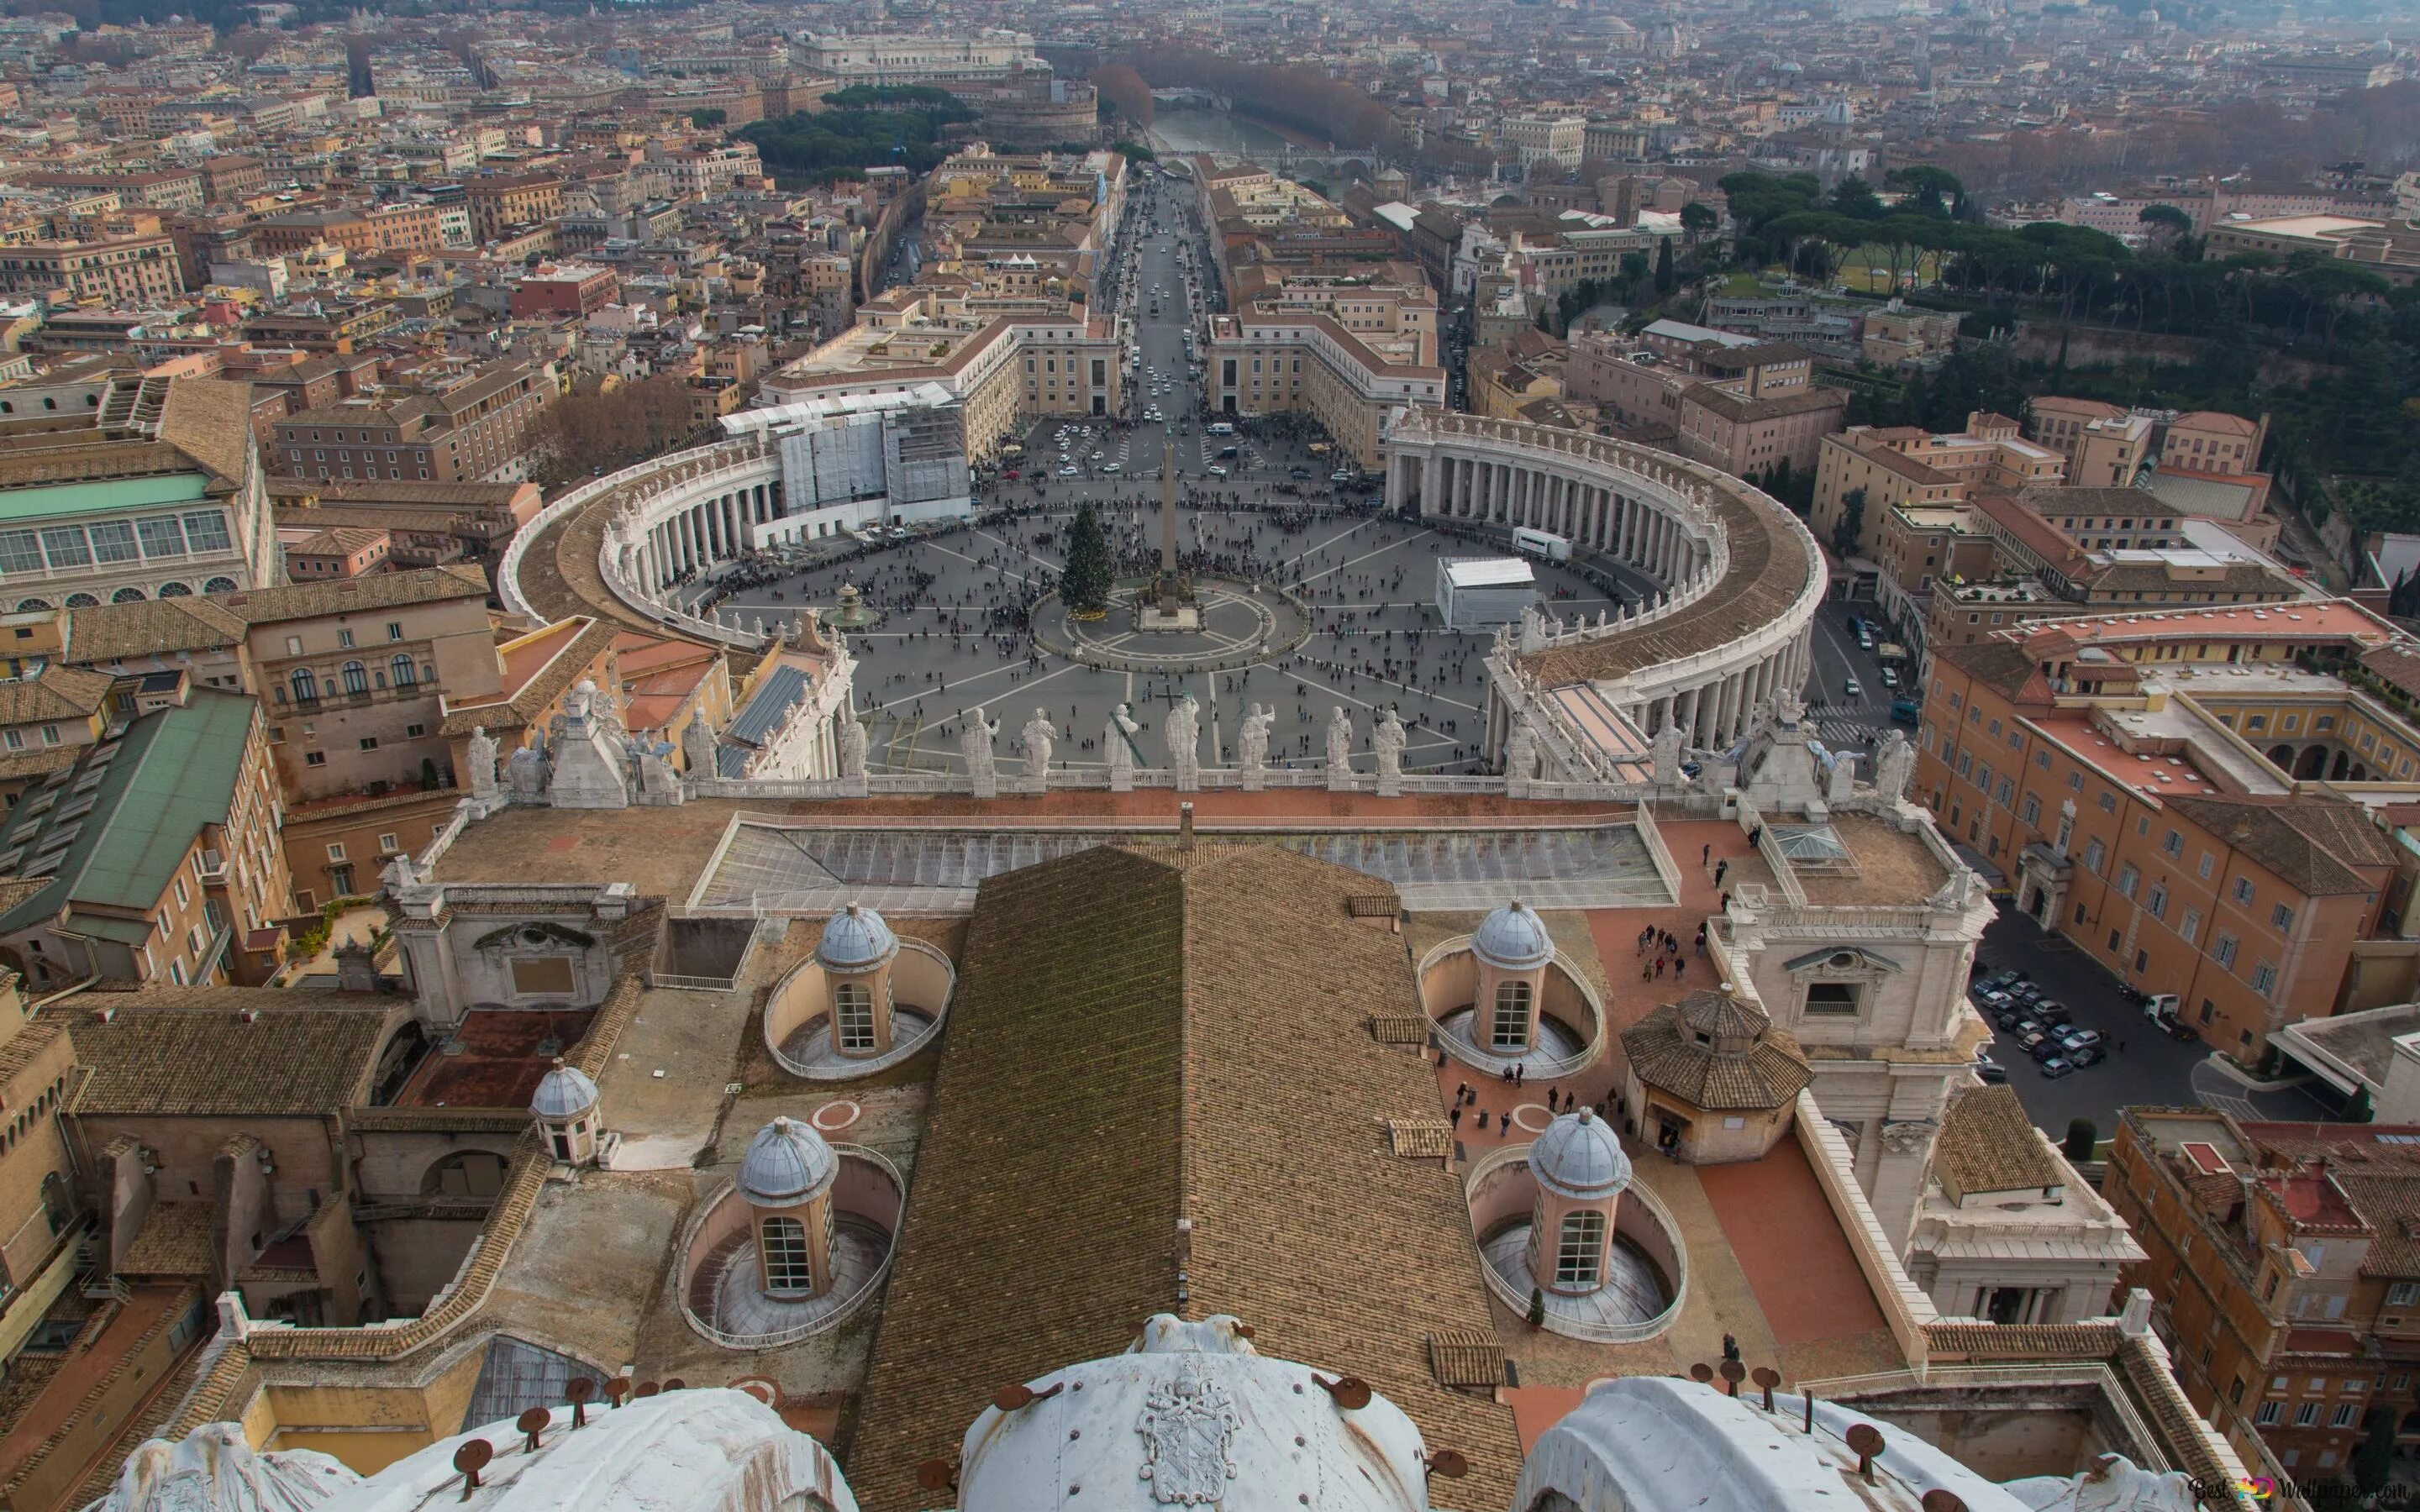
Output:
2256 1401 2283 1426
303 751 326 767
1491 979 1533 1050
2252 960 2277 995
834 980 876 1053
1555 1209 1605 1287
358 737 379 753
2333 1403 2362 1428
760 1214 811 1294
341 661 367 695
1804 980 1861 1016
2233 876 2255 906
291 668 317 703
2215 933 2238 969
2295 1402 2321 1427
392 654 417 687
2389 1284 2420 1308
2272 903 2295 932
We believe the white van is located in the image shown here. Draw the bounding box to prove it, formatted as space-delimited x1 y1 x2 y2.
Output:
1206 421 1236 436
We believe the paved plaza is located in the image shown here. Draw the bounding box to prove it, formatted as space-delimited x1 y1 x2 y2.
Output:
700 490 1644 778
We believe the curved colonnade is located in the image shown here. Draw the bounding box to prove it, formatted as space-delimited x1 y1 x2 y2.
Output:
1384 410 1825 777
502 432 786 649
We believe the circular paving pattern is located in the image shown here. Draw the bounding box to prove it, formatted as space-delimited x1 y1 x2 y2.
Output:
1512 1102 1555 1134
1031 574 1313 675
808 1099 861 1133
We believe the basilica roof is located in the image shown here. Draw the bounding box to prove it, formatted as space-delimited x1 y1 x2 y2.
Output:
846 843 1522 1511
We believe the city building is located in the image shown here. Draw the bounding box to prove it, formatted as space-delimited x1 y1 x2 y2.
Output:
1918 602 2412 1062
0 685 292 990
2107 1110 2420 1478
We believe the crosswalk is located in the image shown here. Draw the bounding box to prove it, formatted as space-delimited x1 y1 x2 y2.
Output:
1813 717 1884 748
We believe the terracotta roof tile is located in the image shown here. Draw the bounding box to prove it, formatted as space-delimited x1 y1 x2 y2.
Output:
1934 1085 2065 1200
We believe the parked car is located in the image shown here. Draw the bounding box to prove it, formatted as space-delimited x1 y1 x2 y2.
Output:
1974 1052 2007 1084
2032 1000 2074 1027
2039 1056 2079 1080
1891 699 1922 725
2058 1028 2104 1054
2016 1030 2051 1058
1844 676 1863 698
1981 969 2028 992
2065 1044 2106 1068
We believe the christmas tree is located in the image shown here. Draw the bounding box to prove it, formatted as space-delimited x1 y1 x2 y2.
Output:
1063 501 1113 620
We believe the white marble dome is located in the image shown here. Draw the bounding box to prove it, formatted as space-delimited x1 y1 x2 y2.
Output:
1531 1108 1631 1200
817 903 897 970
738 1116 836 1205
1471 900 1555 969
956 1314 1432 1512
530 1059 600 1120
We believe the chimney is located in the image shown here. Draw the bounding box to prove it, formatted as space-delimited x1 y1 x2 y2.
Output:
1178 802 1195 849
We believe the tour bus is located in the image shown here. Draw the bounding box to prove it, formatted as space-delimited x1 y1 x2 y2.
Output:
1511 527 1573 563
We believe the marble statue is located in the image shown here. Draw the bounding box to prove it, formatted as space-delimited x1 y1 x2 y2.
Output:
505 744 548 803
1372 706 1407 796
838 717 869 780
1238 704 1272 790
1503 715 1538 794
1166 694 1202 791
1107 702 1142 792
1774 688 1807 728
1651 720 1684 786
1873 728 1917 801
1020 707 1055 792
1326 706 1354 772
681 711 714 778
962 711 1001 798
466 725 499 804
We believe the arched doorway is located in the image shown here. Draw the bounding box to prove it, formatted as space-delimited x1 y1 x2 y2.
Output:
2333 751 2353 780
2267 744 2295 771
2297 746 2329 780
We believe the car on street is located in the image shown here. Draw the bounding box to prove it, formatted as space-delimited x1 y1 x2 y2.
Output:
1844 676 1862 698
1331 470 1356 483
1891 699 1921 725
1974 1051 2007 1084
2057 1027 2103 1054
2039 1056 2079 1080
1058 465 1079 476
2032 1000 2074 1027
1102 463 1122 474
1207 465 1228 477
2015 1029 2051 1058
1880 668 1900 688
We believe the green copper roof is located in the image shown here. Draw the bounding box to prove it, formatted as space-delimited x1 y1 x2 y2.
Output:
0 687 255 937
0 473 209 525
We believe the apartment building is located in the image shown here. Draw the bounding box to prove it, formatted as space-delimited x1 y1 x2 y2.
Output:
465 174 564 244
1206 312 1446 469
0 685 292 990
1502 114 1587 170
1812 414 2068 559
508 262 619 320
0 231 182 304
2106 1110 2420 1479
1918 603 2407 1063
1565 323 1848 480
271 362 555 486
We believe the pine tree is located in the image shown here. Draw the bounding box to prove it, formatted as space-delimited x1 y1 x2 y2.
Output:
1654 237 1676 295
1063 502 1113 618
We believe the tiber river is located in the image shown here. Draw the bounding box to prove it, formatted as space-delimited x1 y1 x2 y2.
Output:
1148 106 1300 156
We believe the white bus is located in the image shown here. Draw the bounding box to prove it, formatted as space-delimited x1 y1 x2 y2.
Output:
1205 421 1236 435
1511 527 1572 563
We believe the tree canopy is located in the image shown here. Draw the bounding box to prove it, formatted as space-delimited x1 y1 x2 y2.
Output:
736 92 978 180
